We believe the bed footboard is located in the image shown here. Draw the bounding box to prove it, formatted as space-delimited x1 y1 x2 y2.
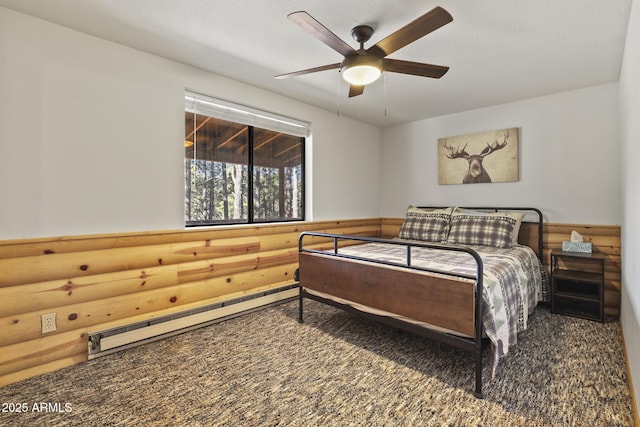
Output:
297 232 485 398
299 252 476 336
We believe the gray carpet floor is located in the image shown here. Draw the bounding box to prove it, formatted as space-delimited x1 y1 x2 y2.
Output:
0 299 634 426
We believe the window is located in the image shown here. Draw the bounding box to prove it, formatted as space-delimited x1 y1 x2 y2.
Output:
184 91 307 226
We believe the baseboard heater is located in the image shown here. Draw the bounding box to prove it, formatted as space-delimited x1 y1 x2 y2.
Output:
88 285 299 359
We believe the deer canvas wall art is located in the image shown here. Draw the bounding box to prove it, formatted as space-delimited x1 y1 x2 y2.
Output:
437 127 518 185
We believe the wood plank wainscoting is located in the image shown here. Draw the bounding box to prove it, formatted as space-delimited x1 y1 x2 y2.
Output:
0 218 620 386
0 219 381 386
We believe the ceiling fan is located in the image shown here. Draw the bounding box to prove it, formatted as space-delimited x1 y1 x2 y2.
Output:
275 6 453 97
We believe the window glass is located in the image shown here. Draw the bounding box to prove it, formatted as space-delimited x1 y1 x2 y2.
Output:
253 129 304 221
184 93 305 226
185 116 249 224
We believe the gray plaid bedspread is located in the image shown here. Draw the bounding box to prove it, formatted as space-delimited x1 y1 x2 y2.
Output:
336 241 548 367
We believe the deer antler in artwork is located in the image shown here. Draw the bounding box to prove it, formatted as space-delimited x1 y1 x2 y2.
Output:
479 130 509 157
444 141 470 160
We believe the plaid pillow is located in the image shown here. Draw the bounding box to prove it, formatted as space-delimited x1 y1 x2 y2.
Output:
398 207 452 242
447 213 516 248
454 209 524 245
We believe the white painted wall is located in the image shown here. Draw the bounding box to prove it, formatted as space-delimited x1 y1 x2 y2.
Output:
620 0 640 414
0 7 381 240
380 83 621 225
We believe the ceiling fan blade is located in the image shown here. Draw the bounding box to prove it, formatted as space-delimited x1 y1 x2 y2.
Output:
288 11 357 57
382 59 449 78
275 63 341 79
367 6 453 58
348 84 365 97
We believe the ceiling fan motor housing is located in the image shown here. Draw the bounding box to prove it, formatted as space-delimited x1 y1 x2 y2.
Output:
341 54 382 70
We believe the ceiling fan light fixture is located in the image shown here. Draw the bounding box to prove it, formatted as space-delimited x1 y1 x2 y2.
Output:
280 8 452 97
341 55 382 86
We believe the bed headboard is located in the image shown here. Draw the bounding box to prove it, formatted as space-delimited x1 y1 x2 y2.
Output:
417 206 544 260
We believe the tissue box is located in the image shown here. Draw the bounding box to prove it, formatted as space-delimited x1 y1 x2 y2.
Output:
562 241 592 253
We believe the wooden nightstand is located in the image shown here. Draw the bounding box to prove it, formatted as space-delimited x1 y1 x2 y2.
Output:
551 251 605 322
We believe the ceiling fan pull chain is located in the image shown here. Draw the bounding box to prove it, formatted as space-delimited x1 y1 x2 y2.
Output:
336 73 342 117
384 73 387 117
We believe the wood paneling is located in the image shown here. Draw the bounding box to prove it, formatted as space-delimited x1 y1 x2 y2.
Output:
0 216 621 386
0 219 381 386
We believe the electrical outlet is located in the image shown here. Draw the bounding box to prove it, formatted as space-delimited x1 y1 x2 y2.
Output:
41 313 57 333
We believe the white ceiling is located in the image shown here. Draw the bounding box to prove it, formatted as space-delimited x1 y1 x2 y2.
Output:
0 0 632 127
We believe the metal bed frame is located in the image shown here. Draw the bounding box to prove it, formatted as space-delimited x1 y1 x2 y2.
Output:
296 207 543 399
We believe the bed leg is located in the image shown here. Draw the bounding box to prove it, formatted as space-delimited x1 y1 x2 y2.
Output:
298 288 304 323
474 348 484 399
